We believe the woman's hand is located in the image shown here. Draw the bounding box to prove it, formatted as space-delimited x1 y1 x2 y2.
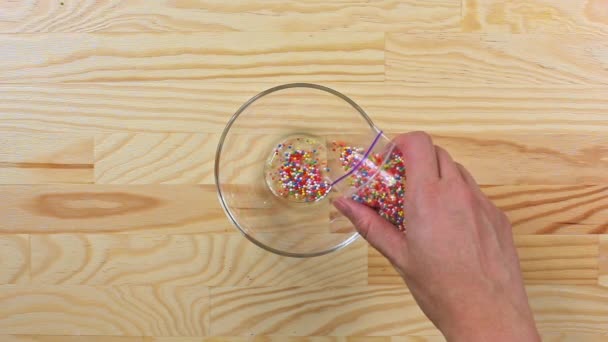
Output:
334 132 540 342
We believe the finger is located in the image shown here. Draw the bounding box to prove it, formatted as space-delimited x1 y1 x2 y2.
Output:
334 197 407 266
392 132 439 185
435 146 460 180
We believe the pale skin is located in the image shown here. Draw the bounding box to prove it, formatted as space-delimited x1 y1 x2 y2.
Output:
333 132 541 342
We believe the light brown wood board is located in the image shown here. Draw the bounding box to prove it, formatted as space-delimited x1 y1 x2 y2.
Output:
0 0 607 340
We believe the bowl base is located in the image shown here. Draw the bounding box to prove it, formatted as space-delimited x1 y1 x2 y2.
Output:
264 133 332 204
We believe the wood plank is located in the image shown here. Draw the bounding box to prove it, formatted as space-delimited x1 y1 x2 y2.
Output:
541 334 608 342
1 337 394 342
96 133 295 185
0 184 344 243
96 131 608 185
209 285 608 336
462 0 608 34
0 185 228 234
95 133 218 184
386 33 608 85
513 235 599 284
528 285 608 334
0 285 209 336
369 235 600 285
344 185 608 234
3 335 607 342
0 337 428 342
0 33 383 83
210 285 436 336
3 337 143 342
484 185 608 234
153 337 394 342
0 132 93 184
433 132 608 185
0 235 29 284
3 181 607 236
2 337 393 342
149 335 608 342
2 82 608 134
148 337 432 342
600 235 608 287
0 0 461 33
30 234 367 287
3 183 607 235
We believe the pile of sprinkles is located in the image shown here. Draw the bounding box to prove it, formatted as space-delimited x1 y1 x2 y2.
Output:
265 134 406 230
333 141 406 231
266 137 331 203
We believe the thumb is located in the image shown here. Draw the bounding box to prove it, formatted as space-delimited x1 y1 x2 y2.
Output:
334 197 407 266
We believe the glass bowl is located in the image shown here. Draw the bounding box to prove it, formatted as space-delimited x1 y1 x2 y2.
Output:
215 83 388 257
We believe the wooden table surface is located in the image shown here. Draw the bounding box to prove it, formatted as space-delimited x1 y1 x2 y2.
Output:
1 1 608 341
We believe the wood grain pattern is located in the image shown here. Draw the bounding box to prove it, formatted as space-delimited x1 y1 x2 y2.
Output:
96 133 303 186
0 0 461 33
0 185 229 234
3 337 143 342
149 337 439 342
95 131 608 185
1 1 607 340
515 235 599 284
369 235 600 285
527 285 608 334
0 337 425 342
2 82 608 134
0 285 209 336
541 334 608 342
210 285 608 336
329 183 608 236
0 183 341 239
433 133 608 185
0 235 29 284
4 334 608 342
30 234 367 287
600 235 608 287
462 0 608 34
3 183 606 235
484 185 608 234
1 337 395 342
0 33 383 83
95 133 218 184
0 132 93 184
386 33 608 85
210 285 436 336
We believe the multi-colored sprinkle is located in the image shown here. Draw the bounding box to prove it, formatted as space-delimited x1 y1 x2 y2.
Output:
266 136 331 203
333 141 406 231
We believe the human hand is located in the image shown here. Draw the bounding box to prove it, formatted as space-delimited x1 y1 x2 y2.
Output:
333 132 540 342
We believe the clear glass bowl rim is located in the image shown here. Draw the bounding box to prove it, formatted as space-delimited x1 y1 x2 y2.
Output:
214 82 380 257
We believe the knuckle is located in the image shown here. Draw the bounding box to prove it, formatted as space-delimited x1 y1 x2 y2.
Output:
410 132 434 148
410 131 432 142
394 131 434 151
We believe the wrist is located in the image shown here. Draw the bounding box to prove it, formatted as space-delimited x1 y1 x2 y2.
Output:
443 311 540 342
